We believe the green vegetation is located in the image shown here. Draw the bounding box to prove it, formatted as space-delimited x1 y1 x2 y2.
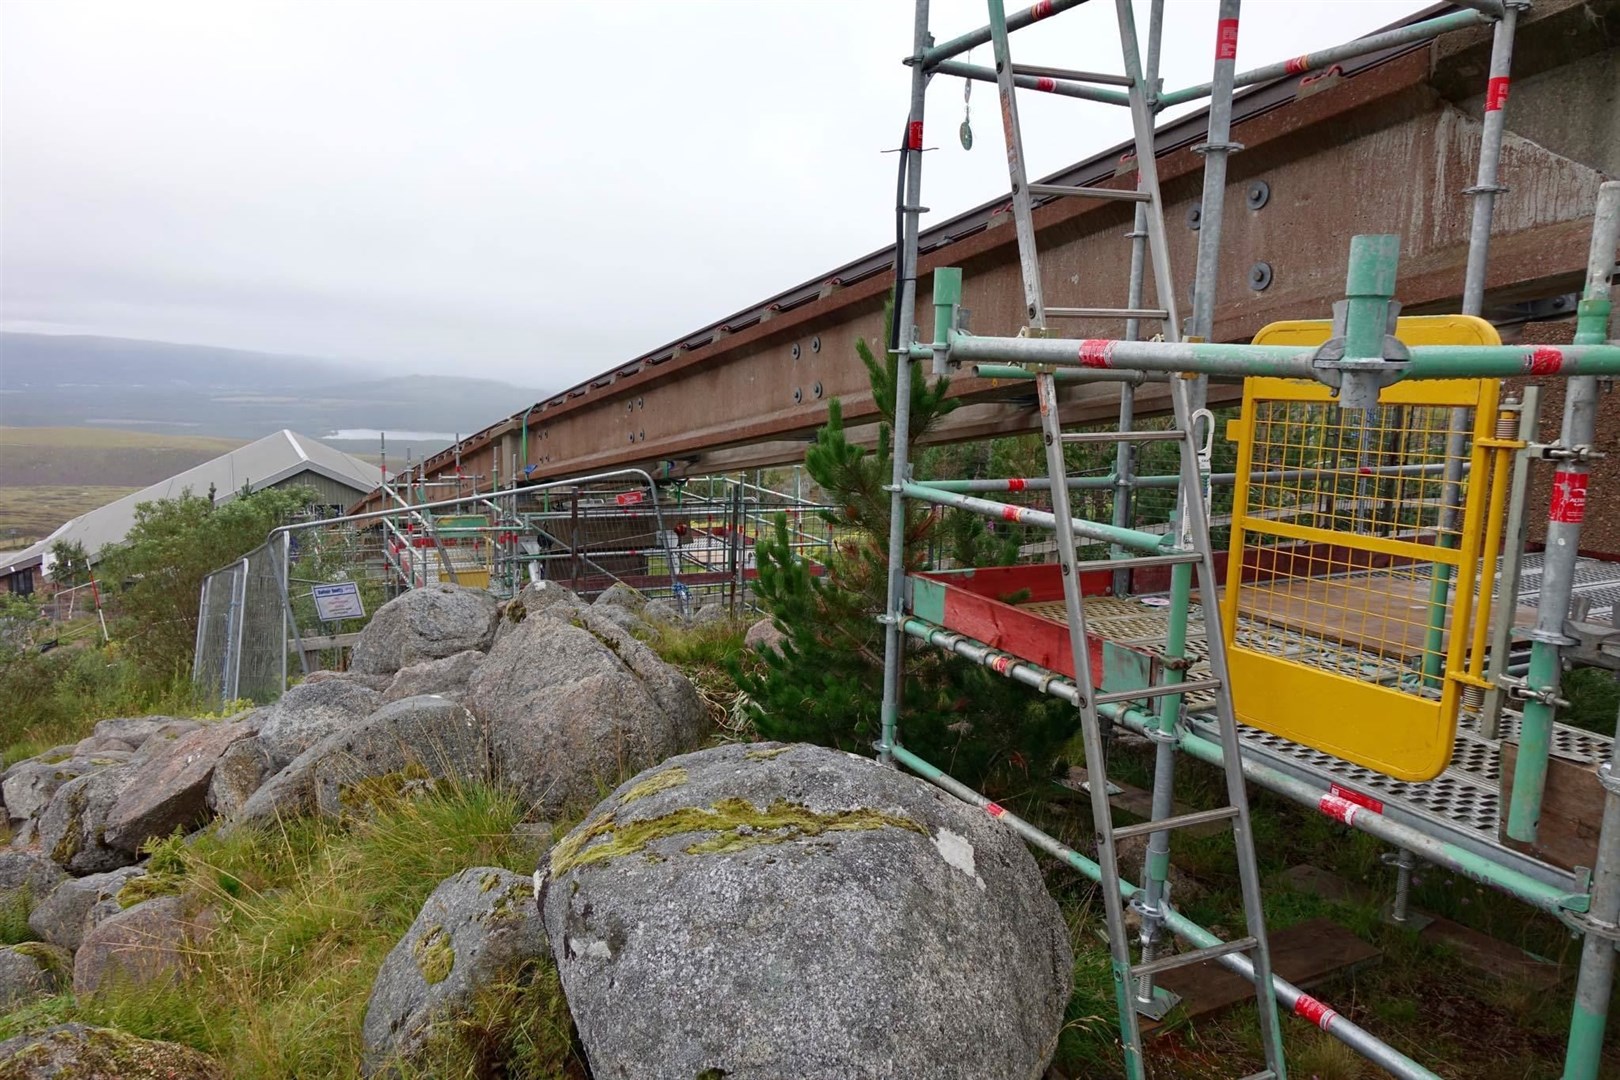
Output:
100 485 315 685
0 781 582 1078
733 311 1072 791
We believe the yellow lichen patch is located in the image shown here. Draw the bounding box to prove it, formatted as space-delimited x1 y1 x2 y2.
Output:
413 924 455 985
550 797 926 875
619 766 689 805
742 745 795 761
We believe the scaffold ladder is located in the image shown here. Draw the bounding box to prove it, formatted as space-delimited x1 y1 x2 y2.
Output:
984 1 1285 1076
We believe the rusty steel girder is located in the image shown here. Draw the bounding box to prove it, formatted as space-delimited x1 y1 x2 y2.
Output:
358 0 1617 512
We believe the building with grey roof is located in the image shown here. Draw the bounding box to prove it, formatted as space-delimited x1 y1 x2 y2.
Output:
0 429 381 595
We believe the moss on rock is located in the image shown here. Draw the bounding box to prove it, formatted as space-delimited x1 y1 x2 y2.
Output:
550 797 927 875
413 924 454 986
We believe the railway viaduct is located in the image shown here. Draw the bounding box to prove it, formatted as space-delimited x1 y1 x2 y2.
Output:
359 0 1620 538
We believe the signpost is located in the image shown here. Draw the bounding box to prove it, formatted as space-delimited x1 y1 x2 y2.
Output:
311 582 366 622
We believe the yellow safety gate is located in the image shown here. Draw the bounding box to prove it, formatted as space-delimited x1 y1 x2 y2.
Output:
1222 316 1514 781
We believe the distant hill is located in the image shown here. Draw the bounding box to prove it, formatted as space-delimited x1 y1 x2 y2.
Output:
0 333 544 442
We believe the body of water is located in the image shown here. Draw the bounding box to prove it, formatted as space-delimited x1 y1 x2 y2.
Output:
324 429 457 443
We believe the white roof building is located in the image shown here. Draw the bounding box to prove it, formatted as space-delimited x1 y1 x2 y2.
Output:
1 430 381 588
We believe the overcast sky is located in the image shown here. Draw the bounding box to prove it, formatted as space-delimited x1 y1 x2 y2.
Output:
2 0 1431 389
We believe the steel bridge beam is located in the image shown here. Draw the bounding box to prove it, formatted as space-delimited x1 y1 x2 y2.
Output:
358 0 1616 511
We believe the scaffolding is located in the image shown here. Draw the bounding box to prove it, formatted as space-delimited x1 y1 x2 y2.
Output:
880 2 1620 1078
193 468 834 705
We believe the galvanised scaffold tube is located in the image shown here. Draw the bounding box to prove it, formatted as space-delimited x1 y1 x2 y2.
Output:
1507 181 1620 843
1113 0 1165 598
1561 714 1620 1079
1157 8 1492 108
878 0 932 765
922 0 1091 67
900 616 1589 917
887 732 1443 1080
917 461 1455 494
899 481 1172 552
924 334 1620 380
933 59 1130 107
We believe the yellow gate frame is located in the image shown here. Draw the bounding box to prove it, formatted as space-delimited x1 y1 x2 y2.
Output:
1221 316 1508 781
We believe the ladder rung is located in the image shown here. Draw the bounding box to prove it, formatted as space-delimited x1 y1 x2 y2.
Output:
1010 63 1133 87
1130 936 1258 980
1094 677 1222 706
1112 805 1240 842
1046 306 1170 320
1028 183 1149 202
1073 552 1201 572
1061 430 1186 444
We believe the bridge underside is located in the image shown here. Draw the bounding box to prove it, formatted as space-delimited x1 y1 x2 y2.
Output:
360 0 1618 510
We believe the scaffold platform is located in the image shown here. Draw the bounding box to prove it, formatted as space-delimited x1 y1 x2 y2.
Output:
908 553 1620 899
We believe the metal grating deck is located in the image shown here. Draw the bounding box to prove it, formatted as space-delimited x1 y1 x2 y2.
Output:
1018 584 1612 892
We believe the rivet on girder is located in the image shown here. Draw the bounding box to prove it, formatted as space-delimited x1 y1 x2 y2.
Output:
811 336 822 353
794 387 803 404
791 342 801 360
1249 261 1274 292
813 381 824 399
1247 179 1271 210
1187 206 1202 230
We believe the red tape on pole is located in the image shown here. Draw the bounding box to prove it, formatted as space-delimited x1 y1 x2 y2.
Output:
1550 470 1589 524
1486 76 1510 112
1216 19 1239 61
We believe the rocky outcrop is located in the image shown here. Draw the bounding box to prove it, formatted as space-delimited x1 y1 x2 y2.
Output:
360 867 548 1076
38 767 137 875
27 866 147 950
206 736 275 817
468 604 703 815
0 851 68 908
744 617 786 655
104 721 253 853
73 894 207 995
3 754 126 824
0 1023 223 1080
0 942 70 1008
540 742 1072 1080
380 651 483 704
351 586 500 676
256 680 383 769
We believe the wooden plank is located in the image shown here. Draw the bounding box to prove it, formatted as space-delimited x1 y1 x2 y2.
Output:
1060 767 1227 838
299 632 362 651
1143 917 1380 1031
1499 740 1604 872
1143 918 1381 1032
1422 915 1563 990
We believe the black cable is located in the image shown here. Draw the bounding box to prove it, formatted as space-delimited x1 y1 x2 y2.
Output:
889 122 911 357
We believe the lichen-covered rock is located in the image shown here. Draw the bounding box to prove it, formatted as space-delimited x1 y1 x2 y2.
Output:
27 866 147 950
206 735 275 817
0 851 67 912
73 894 208 994
37 767 136 875
468 604 703 815
231 696 490 827
302 669 394 691
380 650 484 704
0 1023 223 1079
73 735 137 756
592 581 648 613
351 585 500 676
640 598 682 625
360 867 548 1076
88 716 190 751
124 721 204 767
0 942 70 1007
309 695 490 817
103 721 253 853
744 617 786 655
2 755 122 825
256 679 383 769
689 602 728 626
541 742 1072 1080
